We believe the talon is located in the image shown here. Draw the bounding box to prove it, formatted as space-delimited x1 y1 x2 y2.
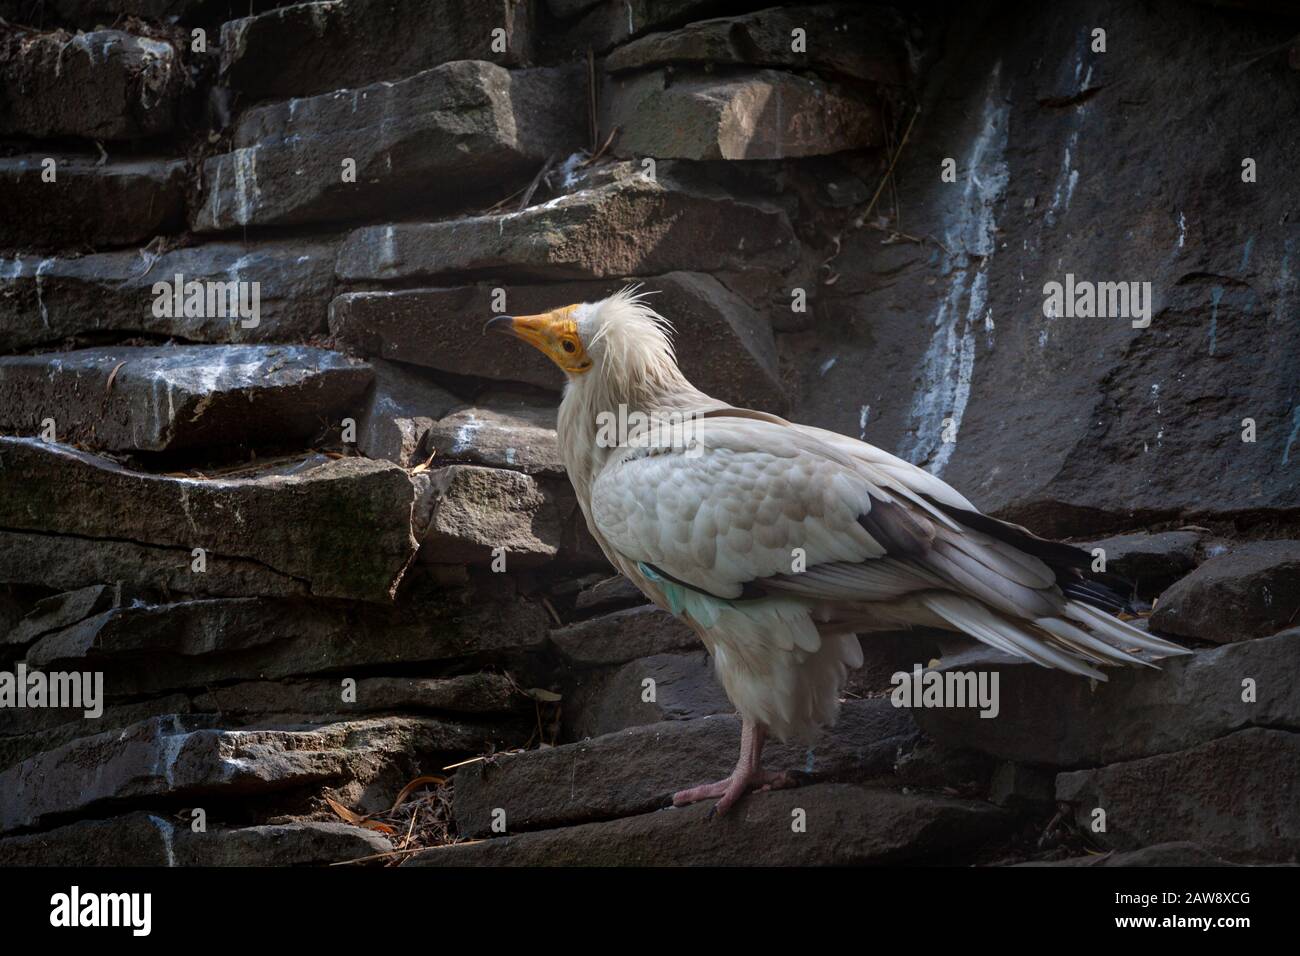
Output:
670 721 804 816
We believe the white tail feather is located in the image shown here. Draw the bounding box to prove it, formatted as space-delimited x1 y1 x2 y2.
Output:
1064 601 1192 659
921 593 1107 679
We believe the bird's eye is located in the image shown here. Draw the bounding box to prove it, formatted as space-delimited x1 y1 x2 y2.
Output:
561 339 577 353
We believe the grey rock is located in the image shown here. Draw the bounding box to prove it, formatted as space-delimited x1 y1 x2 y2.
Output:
0 345 371 453
191 673 527 720
545 0 602 18
893 738 994 794
849 628 947 696
334 163 798 283
419 465 562 568
1150 540 1300 643
23 594 550 697
801 0 1300 536
0 240 338 352
0 529 308 601
564 650 733 738
353 359 461 468
330 272 787 411
603 68 879 161
574 574 646 614
1056 728 1300 863
0 155 185 249
193 60 582 231
220 0 534 99
0 590 28 645
988 761 1055 810
1080 530 1202 595
0 0 277 28
426 394 563 476
605 4 907 84
560 0 734 55
0 693 193 770
452 699 918 836
0 438 420 602
414 783 1009 866
550 604 698 666
1017 842 1240 867
0 813 395 866
3 584 119 649
0 714 487 834
909 633 1300 767
0 28 185 140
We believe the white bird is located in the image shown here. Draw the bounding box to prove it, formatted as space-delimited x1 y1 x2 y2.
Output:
487 289 1189 815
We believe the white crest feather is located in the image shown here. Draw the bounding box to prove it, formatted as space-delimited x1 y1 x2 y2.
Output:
580 286 679 392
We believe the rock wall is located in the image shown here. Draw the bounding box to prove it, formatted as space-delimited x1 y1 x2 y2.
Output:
0 0 1297 866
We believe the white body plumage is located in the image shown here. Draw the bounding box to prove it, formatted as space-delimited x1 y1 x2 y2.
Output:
544 290 1187 747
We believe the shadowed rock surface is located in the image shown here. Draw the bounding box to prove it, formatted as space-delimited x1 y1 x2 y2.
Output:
330 271 785 409
220 0 535 99
408 784 1013 866
0 438 420 602
1149 541 1300 642
0 155 186 249
194 61 583 231
0 240 339 351
0 814 394 866
0 345 372 452
0 0 1296 867
1055 728 1300 863
0 27 185 140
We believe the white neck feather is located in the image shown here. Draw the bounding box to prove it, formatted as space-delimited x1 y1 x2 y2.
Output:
556 290 716 505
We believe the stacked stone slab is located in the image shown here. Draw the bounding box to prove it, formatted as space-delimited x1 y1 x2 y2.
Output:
0 0 1298 867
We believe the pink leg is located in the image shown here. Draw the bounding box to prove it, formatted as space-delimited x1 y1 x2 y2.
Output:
672 719 798 817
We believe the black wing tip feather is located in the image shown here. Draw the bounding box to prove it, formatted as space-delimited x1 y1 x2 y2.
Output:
1060 574 1139 615
919 494 1141 615
918 495 1090 568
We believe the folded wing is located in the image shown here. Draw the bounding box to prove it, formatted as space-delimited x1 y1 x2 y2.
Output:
590 414 1188 678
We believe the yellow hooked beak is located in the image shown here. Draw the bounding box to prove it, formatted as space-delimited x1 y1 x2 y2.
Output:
484 305 593 374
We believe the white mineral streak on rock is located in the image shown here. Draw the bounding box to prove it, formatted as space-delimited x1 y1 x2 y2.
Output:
904 62 1008 477
1047 54 1093 226
558 152 585 189
231 147 262 226
156 716 188 787
381 225 397 271
135 36 175 110
451 416 482 454
34 258 55 329
147 815 177 867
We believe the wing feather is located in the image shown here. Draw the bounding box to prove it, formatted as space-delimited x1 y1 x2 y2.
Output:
589 417 921 599
587 410 1189 677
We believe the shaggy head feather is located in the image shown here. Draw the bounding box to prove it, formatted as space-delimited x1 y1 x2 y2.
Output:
573 286 681 393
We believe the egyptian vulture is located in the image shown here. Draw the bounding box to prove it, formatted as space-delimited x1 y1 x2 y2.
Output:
487 289 1188 816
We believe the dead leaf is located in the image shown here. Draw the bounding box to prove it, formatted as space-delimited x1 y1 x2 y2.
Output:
524 687 562 702
325 795 371 825
105 361 127 395
389 774 447 814
408 451 437 474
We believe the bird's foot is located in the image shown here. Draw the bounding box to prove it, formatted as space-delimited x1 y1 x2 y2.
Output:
672 768 799 818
